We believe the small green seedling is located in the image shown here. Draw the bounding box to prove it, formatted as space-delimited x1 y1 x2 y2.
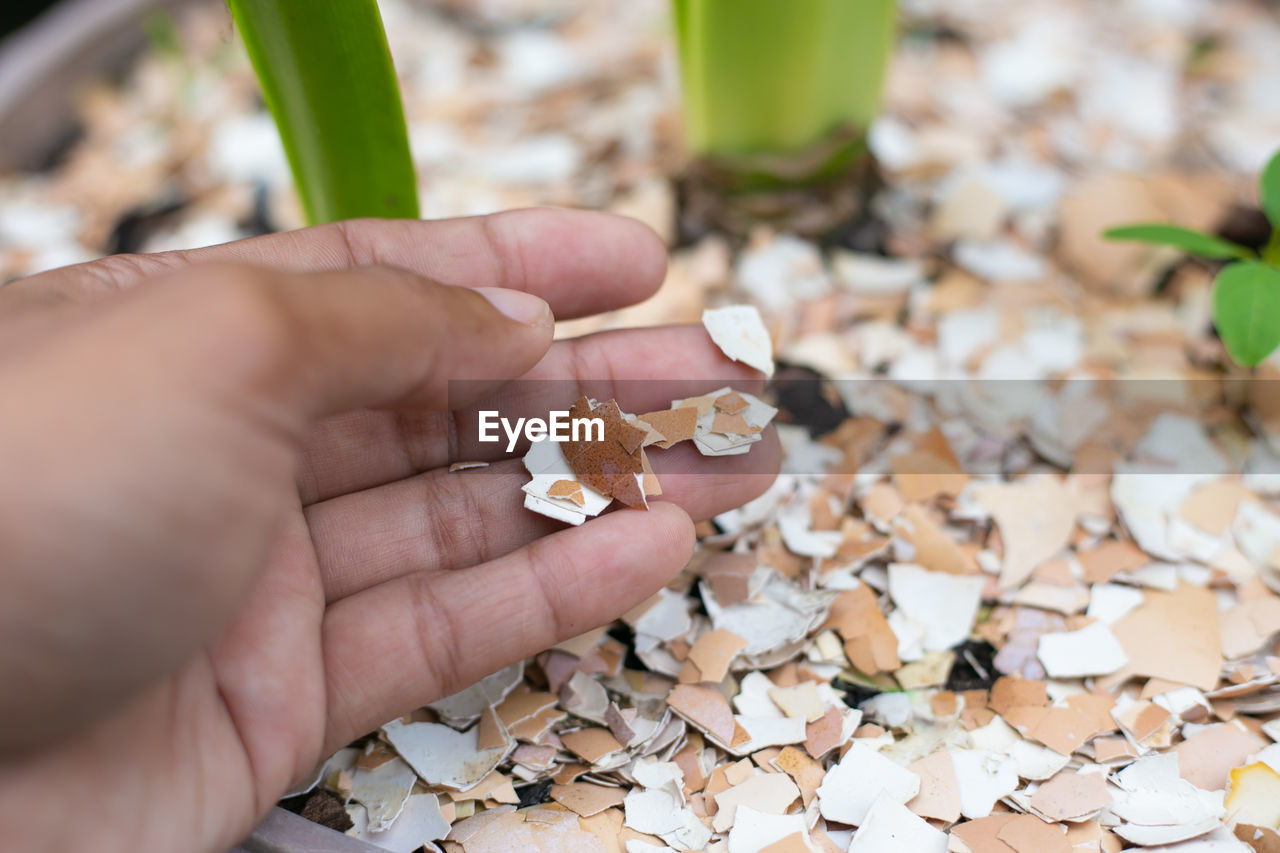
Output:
1104 151 1280 367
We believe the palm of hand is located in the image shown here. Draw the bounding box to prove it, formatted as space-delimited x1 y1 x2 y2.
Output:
0 211 776 852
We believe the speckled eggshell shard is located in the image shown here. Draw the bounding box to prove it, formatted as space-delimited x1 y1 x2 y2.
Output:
636 406 699 448
560 397 647 509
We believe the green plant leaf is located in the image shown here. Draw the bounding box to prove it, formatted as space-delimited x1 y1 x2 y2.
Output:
1260 149 1280 229
227 0 418 224
1103 224 1254 261
1213 261 1280 367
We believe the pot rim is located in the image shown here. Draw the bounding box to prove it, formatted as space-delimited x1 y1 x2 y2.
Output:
0 0 199 171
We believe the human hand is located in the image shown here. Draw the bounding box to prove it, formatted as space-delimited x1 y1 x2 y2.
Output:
0 210 779 852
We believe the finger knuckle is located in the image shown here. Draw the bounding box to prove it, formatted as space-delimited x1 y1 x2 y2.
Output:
520 537 578 642
80 252 183 294
328 219 379 265
404 572 465 699
421 477 490 560
481 213 529 292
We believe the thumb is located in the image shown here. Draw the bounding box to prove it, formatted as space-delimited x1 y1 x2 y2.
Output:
128 262 557 423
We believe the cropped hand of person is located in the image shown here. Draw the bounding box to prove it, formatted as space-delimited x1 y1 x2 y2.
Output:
0 209 778 852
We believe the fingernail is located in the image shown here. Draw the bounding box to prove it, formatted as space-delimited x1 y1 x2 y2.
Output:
477 287 551 326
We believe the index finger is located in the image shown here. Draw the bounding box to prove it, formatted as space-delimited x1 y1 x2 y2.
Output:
2 208 668 321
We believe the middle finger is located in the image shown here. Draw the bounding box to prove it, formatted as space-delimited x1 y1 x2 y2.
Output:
304 430 781 602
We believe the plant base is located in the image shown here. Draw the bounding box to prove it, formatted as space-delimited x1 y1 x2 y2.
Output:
674 127 882 242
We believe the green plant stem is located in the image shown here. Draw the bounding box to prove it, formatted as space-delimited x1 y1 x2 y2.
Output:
673 0 896 161
227 0 418 224
1264 227 1280 267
